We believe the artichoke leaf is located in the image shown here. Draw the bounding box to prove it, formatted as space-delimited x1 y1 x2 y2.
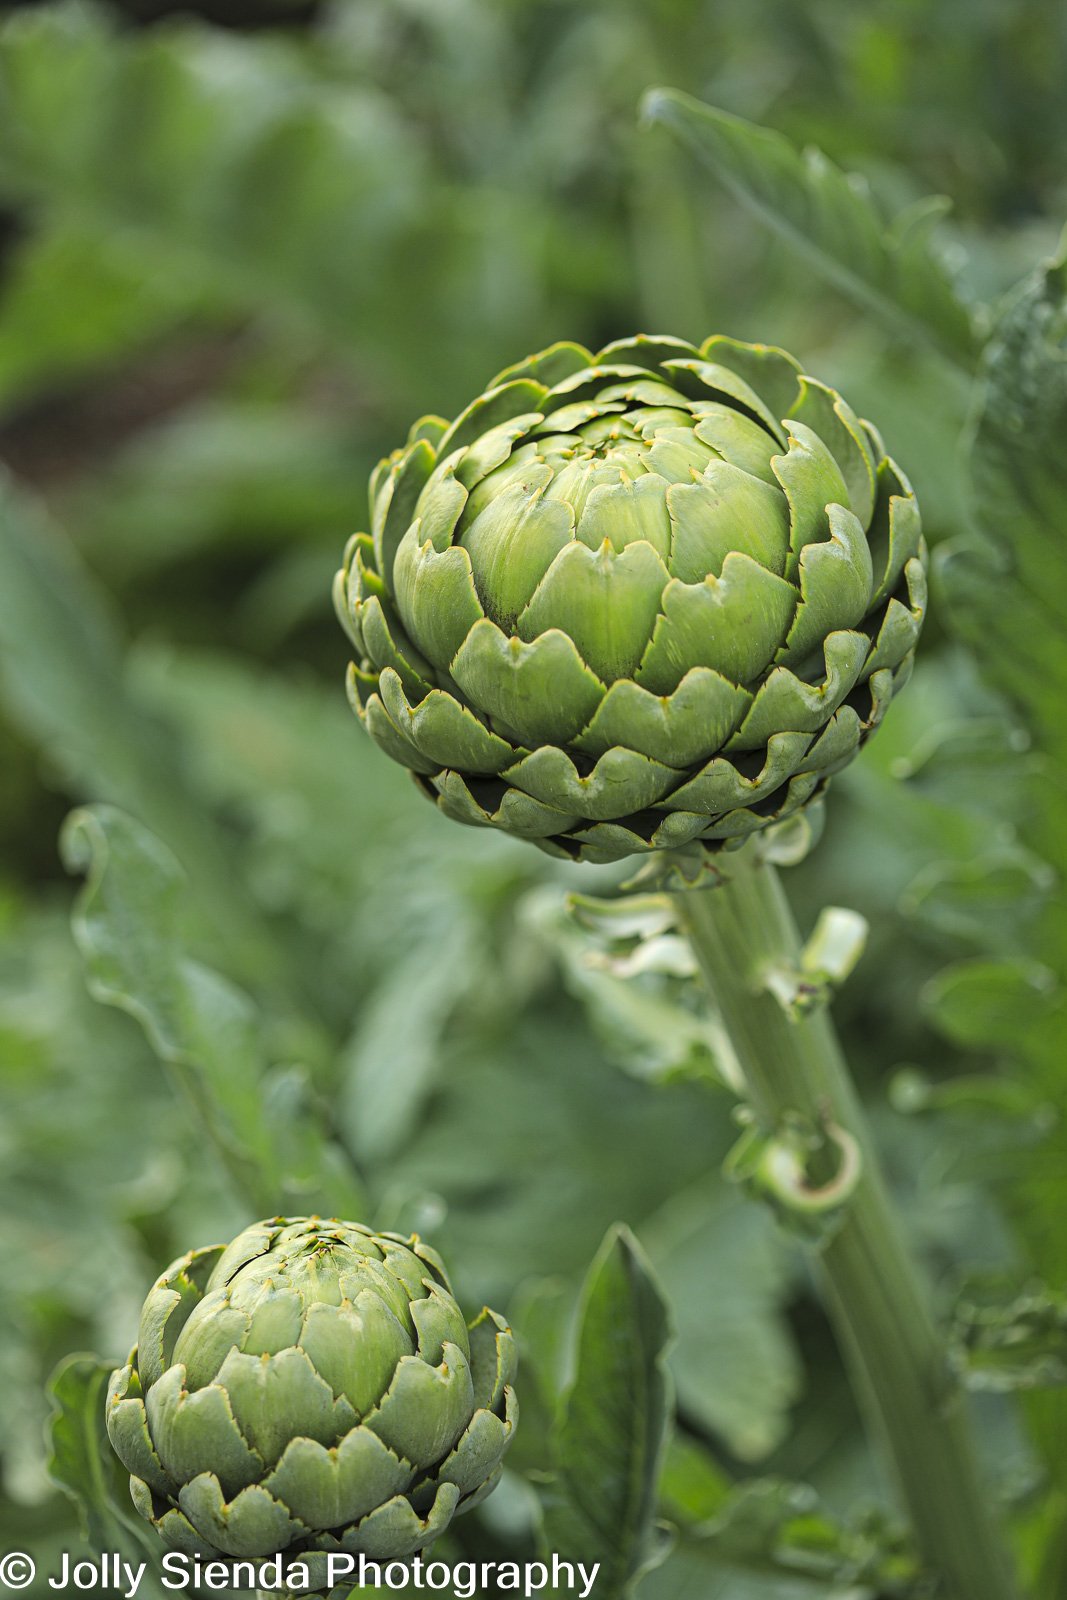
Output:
532 398 627 435
451 620 606 748
664 730 813 814
372 439 437 585
214 1347 342 1469
262 1428 411 1533
411 1237 452 1290
207 1221 285 1288
565 811 712 857
861 665 897 730
773 421 851 575
363 1344 475 1467
393 530 486 673
691 404 781 483
573 667 750 766
645 431 718 482
453 1465 505 1516
732 629 869 750
435 1387 517 1497
787 377 877 527
702 771 822 839
406 415 449 448
797 707 863 776
144 1367 263 1496
597 377 696 412
332 565 365 655
540 362 662 412
667 463 790 583
409 1284 472 1367
861 558 928 678
595 333 702 370
341 1254 425 1333
428 770 579 839
662 357 788 446
345 661 379 709
339 1482 462 1559
629 404 699 437
518 538 669 684
172 1303 252 1391
353 595 435 701
413 456 469 551
454 412 545 491
637 555 795 694
376 1245 450 1307
542 456 629 523
575 474 673 558
867 469 924 606
778 505 874 666
106 1367 178 1501
503 745 680 821
467 1307 516 1412
491 341 593 389
379 670 514 776
133 1489 217 1557
699 335 803 421
652 810 724 849
437 379 550 457
459 478 575 631
350 533 386 603
354 680 442 777
568 820 664 861
368 451 400 525
137 1246 225 1392
299 1297 410 1419
177 1474 307 1559
240 1290 305 1359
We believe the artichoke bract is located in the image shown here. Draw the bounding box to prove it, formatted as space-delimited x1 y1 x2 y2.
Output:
335 335 927 863
106 1218 516 1568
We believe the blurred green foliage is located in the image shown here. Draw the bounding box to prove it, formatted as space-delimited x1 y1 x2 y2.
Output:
1 2 1066 1597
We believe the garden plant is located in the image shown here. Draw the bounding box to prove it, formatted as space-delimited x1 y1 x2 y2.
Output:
1 5 1066 1600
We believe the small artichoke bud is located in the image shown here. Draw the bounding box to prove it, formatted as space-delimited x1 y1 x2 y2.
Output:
106 1218 517 1568
334 334 926 863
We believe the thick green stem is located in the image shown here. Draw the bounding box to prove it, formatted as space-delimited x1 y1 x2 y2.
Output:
674 848 1017 1600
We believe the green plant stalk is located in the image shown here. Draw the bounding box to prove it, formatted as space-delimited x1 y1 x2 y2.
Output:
673 848 1017 1600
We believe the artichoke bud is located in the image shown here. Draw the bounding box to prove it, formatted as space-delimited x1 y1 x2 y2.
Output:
106 1218 517 1568
334 334 927 863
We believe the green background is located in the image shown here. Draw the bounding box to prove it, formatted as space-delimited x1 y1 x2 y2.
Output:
1 1 1065 1595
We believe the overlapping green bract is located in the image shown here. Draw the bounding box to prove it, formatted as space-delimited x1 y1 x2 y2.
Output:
106 1218 516 1570
335 334 927 863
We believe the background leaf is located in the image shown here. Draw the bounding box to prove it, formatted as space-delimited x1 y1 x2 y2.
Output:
643 1186 801 1462
642 90 979 368
926 241 1067 1595
947 242 1067 765
541 1228 673 1599
47 1355 155 1561
61 804 362 1218
0 472 276 989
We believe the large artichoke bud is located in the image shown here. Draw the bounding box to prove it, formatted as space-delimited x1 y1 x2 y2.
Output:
106 1217 516 1569
334 335 926 864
